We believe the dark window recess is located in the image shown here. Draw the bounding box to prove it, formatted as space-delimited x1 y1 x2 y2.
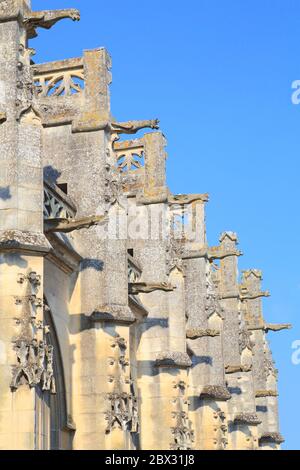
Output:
128 249 134 257
57 183 68 195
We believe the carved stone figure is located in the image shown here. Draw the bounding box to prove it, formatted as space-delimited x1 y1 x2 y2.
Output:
24 9 80 39
110 119 159 136
44 215 107 233
128 282 175 295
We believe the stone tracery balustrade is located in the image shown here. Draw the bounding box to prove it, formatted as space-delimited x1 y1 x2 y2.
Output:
44 181 77 220
128 254 142 284
114 138 145 173
32 57 84 98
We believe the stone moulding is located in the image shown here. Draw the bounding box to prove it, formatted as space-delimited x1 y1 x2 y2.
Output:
128 296 149 318
65 415 77 432
91 305 136 325
234 413 262 426
255 390 279 398
186 329 220 339
45 233 82 275
0 230 51 255
155 352 192 369
200 385 231 402
259 433 285 445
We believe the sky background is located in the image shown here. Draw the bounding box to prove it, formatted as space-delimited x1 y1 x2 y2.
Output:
32 0 300 450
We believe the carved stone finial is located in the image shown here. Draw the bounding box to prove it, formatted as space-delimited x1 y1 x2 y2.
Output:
23 9 81 39
219 232 238 243
242 269 263 280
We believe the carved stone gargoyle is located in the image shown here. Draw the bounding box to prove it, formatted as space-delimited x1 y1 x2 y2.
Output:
265 323 292 333
44 215 107 234
110 119 160 136
240 290 270 300
0 112 6 124
248 323 292 333
225 364 252 374
129 282 175 295
168 193 209 205
208 247 243 261
23 9 81 39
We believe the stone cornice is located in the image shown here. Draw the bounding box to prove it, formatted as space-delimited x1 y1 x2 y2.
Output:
91 305 136 325
259 433 285 445
0 230 51 255
234 413 262 426
200 385 231 402
128 296 149 318
255 390 278 398
155 352 192 369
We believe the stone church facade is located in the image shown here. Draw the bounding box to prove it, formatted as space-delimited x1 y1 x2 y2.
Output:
0 0 290 450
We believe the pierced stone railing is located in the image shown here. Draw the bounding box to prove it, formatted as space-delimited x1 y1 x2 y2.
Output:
44 181 76 220
32 57 84 98
128 254 142 284
114 138 145 173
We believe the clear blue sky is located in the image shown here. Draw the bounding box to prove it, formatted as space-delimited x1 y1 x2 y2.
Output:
32 0 300 450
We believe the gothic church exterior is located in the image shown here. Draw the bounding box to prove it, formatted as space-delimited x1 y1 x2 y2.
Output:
0 0 289 450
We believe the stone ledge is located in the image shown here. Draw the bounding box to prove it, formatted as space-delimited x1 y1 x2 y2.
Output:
255 390 278 398
91 305 136 325
0 230 51 255
186 328 220 339
155 352 192 369
200 385 231 402
259 433 285 445
234 413 262 426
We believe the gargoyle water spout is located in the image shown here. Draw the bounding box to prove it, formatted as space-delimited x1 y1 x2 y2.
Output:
24 9 80 39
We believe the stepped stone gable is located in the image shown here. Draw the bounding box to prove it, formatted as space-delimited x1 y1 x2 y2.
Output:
0 0 289 450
